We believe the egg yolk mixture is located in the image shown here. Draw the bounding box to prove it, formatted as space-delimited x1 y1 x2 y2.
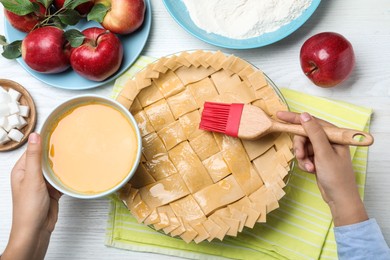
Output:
48 103 138 194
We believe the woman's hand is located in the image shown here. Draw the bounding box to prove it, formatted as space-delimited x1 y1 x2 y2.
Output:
1 133 62 260
277 111 368 227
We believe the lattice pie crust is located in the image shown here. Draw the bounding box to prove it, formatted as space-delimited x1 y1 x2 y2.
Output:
116 51 294 243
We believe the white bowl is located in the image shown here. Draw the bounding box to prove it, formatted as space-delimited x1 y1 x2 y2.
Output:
40 95 142 199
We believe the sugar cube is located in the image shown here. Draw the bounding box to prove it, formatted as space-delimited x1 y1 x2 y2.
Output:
17 116 27 129
0 91 11 103
8 102 20 115
3 119 12 132
18 105 30 117
0 116 7 128
0 127 7 141
7 114 21 129
0 136 11 145
0 103 9 117
8 88 22 102
8 129 24 142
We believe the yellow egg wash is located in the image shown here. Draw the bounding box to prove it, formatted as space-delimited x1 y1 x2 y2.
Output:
48 103 138 194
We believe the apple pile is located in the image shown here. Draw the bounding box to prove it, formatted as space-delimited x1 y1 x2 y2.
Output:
0 0 146 82
300 32 355 88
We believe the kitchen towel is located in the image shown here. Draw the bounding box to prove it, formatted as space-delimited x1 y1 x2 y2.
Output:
107 56 372 260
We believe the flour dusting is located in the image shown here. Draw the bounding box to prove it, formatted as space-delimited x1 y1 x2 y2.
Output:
182 0 313 39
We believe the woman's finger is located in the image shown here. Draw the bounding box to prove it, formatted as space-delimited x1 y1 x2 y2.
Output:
293 135 307 159
296 154 315 173
277 111 337 128
25 133 44 183
300 113 334 156
276 111 301 124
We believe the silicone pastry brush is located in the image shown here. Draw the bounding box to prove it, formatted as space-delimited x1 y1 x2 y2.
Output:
199 102 374 146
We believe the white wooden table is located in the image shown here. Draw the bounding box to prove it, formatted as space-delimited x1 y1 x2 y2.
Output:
1 1 389 259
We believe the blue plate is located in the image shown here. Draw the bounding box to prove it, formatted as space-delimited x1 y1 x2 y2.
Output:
163 0 321 49
4 0 151 90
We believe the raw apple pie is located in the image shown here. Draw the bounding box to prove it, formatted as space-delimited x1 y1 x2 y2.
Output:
116 50 294 243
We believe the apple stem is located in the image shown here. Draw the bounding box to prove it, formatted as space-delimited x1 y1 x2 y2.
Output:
305 64 318 76
32 6 65 31
93 31 110 46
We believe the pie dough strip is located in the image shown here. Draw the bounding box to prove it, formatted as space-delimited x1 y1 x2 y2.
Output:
137 82 164 108
174 65 216 86
129 193 152 223
169 142 213 193
135 70 152 91
185 50 203 67
152 56 169 74
139 173 190 210
177 52 192 67
193 175 245 216
163 55 182 71
144 63 160 79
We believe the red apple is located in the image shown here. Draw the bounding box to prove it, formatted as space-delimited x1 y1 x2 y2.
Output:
95 0 145 34
54 0 95 15
4 0 46 33
21 26 71 73
70 27 123 81
300 32 355 88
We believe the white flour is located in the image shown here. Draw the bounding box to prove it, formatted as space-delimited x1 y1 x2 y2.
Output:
182 0 313 39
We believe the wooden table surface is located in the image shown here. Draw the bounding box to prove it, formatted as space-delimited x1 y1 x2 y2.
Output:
1 1 389 259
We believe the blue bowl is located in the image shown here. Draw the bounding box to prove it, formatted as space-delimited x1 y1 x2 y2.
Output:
163 0 321 49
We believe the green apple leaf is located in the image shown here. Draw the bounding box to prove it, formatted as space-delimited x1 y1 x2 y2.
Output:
64 29 85 47
0 35 7 46
87 3 108 23
0 0 39 15
37 0 53 9
2 40 22 59
50 16 67 29
64 0 93 10
58 9 82 25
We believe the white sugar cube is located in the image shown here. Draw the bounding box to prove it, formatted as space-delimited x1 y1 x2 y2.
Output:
3 119 12 132
17 116 27 129
0 116 7 128
0 136 11 145
0 91 11 103
8 88 22 102
18 105 30 118
0 127 7 141
7 114 20 129
8 102 20 115
0 103 9 117
8 129 24 142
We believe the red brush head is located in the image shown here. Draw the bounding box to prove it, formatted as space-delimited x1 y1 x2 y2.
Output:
199 102 244 137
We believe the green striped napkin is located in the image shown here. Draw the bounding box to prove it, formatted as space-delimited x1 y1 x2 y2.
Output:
106 56 372 260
